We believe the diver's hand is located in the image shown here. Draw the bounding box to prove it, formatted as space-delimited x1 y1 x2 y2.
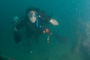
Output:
49 19 59 26
13 16 19 21
13 16 19 23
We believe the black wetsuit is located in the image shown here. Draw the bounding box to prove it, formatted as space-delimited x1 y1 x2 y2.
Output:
14 11 51 43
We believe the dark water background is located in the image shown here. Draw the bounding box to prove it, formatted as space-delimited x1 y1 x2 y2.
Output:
0 0 90 60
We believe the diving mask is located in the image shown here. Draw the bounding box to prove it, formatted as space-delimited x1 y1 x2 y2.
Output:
28 11 37 23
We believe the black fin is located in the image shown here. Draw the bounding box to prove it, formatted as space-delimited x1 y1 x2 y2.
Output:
14 31 21 43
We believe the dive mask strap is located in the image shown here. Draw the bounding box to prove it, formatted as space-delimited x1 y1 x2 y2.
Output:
36 15 39 27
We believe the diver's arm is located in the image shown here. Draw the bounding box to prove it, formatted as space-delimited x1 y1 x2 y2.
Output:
49 19 59 26
15 19 26 30
14 29 21 43
40 14 59 25
14 20 26 43
14 19 26 33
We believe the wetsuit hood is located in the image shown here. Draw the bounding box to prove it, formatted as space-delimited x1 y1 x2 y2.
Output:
25 7 40 15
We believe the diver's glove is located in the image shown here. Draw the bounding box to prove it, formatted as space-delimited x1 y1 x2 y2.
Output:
14 31 21 44
12 16 19 27
13 16 19 22
49 19 59 25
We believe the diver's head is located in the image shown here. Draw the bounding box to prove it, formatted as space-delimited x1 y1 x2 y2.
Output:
28 10 37 23
26 7 40 23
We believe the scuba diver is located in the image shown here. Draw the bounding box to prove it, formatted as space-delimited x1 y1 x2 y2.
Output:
14 7 69 53
13 7 70 53
14 7 59 44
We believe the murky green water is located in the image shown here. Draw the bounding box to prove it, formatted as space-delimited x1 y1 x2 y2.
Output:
0 0 90 60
